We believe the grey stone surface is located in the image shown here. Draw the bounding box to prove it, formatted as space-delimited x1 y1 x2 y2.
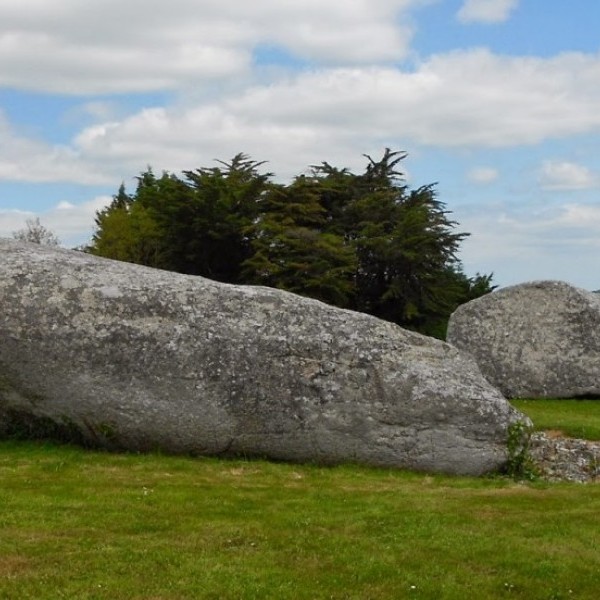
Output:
447 280 600 398
0 238 525 475
529 432 600 483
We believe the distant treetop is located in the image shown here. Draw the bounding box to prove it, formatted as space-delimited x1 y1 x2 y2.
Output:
12 217 61 247
87 150 494 338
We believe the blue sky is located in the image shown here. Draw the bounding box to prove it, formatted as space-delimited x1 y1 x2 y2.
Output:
1 0 599 290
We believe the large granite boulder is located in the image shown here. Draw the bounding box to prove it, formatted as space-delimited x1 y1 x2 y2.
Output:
447 281 600 398
0 238 526 475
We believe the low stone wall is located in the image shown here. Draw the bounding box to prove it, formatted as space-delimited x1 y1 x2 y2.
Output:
529 432 600 483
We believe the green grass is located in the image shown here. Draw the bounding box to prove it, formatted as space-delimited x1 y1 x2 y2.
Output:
511 399 600 441
1 441 600 599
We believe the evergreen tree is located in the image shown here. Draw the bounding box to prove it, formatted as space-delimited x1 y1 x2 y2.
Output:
89 155 271 282
309 149 484 335
87 150 494 338
91 178 163 265
242 177 357 306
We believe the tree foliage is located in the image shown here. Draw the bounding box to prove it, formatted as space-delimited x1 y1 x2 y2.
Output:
87 150 494 338
12 217 61 246
242 176 357 306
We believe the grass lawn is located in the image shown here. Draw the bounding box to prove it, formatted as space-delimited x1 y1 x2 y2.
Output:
511 399 600 441
1 441 599 599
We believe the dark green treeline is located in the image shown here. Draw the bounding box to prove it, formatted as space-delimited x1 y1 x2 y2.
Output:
88 149 493 338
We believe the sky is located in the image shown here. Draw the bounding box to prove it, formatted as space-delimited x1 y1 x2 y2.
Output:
1 0 599 290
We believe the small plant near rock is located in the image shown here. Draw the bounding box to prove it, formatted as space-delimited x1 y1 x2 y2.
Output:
504 420 538 480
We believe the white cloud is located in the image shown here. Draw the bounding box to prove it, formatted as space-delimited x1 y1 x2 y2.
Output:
558 203 600 227
457 0 519 24
56 201 75 210
0 209 32 233
415 49 600 145
1 46 599 186
0 111 114 184
2 1 599 294
538 161 599 191
66 49 600 177
0 196 111 247
66 101 121 123
467 166 499 184
0 0 420 94
457 202 600 290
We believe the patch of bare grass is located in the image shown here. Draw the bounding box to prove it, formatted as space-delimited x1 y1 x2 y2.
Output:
512 399 600 440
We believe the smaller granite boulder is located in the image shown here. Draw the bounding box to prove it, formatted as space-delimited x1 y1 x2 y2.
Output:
447 281 600 398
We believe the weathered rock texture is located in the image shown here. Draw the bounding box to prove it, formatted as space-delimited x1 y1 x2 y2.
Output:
529 433 599 483
447 280 600 398
0 239 525 475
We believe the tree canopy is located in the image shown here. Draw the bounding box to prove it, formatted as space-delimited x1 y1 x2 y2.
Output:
87 150 494 338
12 217 61 246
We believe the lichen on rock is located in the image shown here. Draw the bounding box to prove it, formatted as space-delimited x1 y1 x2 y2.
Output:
0 238 527 475
447 280 600 398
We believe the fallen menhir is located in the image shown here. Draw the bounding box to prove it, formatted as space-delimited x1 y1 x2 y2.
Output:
0 238 526 475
